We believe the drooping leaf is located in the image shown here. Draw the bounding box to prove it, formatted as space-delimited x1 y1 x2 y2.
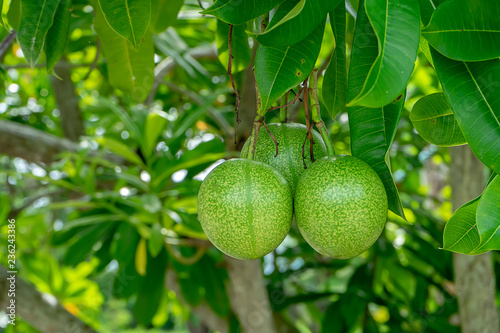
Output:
410 93 466 146
255 0 342 47
432 48 500 174
476 176 500 251
110 222 140 264
150 0 183 34
348 0 420 108
422 0 500 61
347 0 405 218
322 6 347 119
143 110 168 158
147 223 164 258
97 0 150 50
135 237 147 276
347 0 405 219
17 0 61 67
442 197 487 255
95 136 145 168
133 249 168 326
216 20 251 73
255 22 324 113
45 0 71 71
94 3 154 102
201 0 285 25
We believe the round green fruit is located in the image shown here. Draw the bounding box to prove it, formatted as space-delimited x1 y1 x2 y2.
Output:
294 155 388 259
241 123 327 195
197 158 293 260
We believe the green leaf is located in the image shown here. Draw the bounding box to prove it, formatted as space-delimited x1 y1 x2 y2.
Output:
144 110 168 158
6 0 21 31
442 197 487 255
348 0 420 108
410 93 467 146
150 0 183 34
171 248 204 306
347 0 405 219
95 136 145 168
199 256 230 317
418 0 444 26
113 260 144 298
322 6 347 119
97 0 150 50
255 0 342 47
45 0 71 71
62 214 123 231
133 249 168 326
216 20 251 73
255 21 324 113
94 2 154 102
17 0 61 67
0 0 5 29
422 0 500 61
201 0 285 25
110 223 140 264
476 176 500 251
431 48 500 174
148 223 164 257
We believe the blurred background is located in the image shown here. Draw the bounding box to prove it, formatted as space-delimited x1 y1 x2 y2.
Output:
0 0 499 332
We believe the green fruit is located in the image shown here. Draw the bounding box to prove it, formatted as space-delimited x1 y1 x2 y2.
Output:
197 158 293 260
241 123 327 195
295 155 388 259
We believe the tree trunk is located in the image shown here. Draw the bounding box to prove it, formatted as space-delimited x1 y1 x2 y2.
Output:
450 145 500 333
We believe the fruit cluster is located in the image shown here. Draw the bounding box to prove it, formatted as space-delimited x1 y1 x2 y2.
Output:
197 123 388 260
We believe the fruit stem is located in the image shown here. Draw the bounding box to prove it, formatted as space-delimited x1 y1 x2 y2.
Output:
244 115 264 160
309 68 336 157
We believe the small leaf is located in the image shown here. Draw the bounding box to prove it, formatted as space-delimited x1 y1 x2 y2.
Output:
347 0 405 218
94 2 154 101
348 0 420 108
45 0 71 71
255 0 342 47
17 0 61 67
97 0 150 50
410 93 467 146
216 20 251 73
201 0 285 25
135 237 147 276
255 21 324 113
150 0 183 34
443 197 487 255
431 48 500 174
148 223 164 258
476 176 500 251
422 0 500 61
95 136 145 167
322 6 347 119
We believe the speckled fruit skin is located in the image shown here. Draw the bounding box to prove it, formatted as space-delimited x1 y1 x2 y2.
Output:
295 155 388 259
197 158 293 260
241 123 327 195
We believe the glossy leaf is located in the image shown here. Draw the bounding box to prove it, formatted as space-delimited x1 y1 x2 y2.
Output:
97 0 150 50
432 49 500 174
322 6 347 119
133 249 168 326
422 0 500 61
348 0 420 108
347 0 405 218
410 93 466 146
45 0 71 71
442 197 487 255
94 3 154 102
255 0 342 47
255 22 324 113
216 20 251 73
476 176 500 251
150 0 183 34
201 0 285 25
17 0 61 67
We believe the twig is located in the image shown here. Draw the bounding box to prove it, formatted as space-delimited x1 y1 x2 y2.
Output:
82 39 101 80
197 0 205 10
262 120 279 157
227 24 241 144
0 32 16 62
290 88 303 102
1 62 94 69
269 87 304 111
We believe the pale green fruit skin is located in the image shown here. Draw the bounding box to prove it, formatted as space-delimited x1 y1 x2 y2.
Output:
295 155 388 259
197 158 293 260
241 123 327 195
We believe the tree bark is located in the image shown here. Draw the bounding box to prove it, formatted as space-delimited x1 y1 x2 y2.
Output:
0 265 96 333
450 145 500 333
51 58 84 142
